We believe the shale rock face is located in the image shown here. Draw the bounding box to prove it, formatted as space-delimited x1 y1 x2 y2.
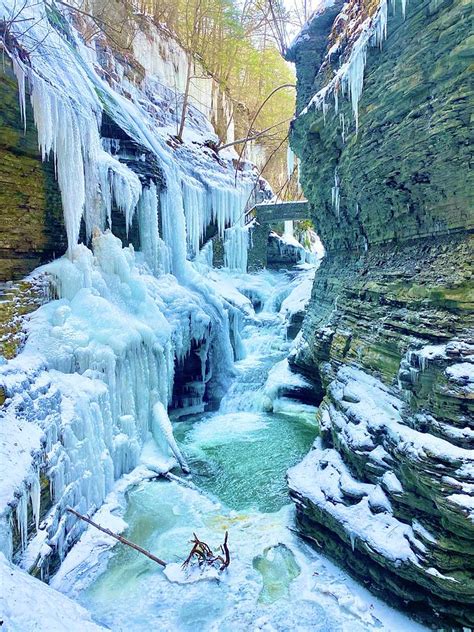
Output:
286 0 473 627
0 63 66 282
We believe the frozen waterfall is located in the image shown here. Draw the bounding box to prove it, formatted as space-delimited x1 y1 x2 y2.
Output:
0 0 266 574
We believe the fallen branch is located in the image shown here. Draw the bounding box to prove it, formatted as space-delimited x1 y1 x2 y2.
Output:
67 507 231 573
66 506 167 567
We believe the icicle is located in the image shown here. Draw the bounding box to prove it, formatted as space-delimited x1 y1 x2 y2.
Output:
341 42 367 133
160 170 188 280
224 224 249 272
331 168 340 218
16 492 28 551
151 402 189 472
138 183 169 274
340 113 346 143
30 76 87 250
401 0 408 19
371 0 388 49
349 530 356 552
94 151 141 237
29 473 41 531
12 58 27 131
300 0 400 133
182 178 206 257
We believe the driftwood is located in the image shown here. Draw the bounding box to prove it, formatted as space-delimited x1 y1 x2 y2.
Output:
67 507 231 573
181 531 230 572
66 506 167 567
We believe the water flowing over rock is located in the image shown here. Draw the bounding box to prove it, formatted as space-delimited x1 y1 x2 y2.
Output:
286 0 473 627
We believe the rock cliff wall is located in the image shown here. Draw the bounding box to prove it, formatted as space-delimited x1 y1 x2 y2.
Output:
286 0 473 627
0 63 66 281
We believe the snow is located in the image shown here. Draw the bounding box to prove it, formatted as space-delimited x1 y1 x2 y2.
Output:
280 269 315 320
0 552 107 631
445 362 474 387
288 440 420 563
289 362 474 569
331 365 474 467
382 471 403 494
447 494 474 522
0 399 43 530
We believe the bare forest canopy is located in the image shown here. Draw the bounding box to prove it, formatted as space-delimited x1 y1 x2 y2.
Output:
63 0 305 191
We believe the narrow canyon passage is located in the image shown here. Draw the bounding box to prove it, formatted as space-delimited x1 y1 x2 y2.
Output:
52 268 425 632
1 0 471 628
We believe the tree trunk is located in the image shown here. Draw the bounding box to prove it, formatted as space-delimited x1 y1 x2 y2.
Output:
177 53 193 142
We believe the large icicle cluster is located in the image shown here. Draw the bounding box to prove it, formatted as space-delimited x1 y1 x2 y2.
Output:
1 0 259 275
0 0 264 572
0 229 238 571
299 0 406 132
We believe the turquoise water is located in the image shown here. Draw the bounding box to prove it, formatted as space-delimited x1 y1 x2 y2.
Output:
79 408 323 632
173 410 317 513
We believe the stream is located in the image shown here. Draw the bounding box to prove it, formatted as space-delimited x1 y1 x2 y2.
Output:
66 267 425 632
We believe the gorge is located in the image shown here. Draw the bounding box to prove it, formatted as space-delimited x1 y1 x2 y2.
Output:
0 0 472 630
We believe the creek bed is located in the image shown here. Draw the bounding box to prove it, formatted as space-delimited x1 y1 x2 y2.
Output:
74 269 426 632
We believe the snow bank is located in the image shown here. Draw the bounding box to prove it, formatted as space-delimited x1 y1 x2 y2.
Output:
0 552 107 630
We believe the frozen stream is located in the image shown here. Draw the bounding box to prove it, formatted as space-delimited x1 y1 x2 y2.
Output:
58 268 425 632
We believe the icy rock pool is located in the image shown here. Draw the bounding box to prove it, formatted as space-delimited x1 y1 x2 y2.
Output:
74 407 426 632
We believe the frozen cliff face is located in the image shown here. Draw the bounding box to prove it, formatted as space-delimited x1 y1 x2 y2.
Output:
0 230 240 573
0 0 259 281
287 0 473 627
0 0 265 575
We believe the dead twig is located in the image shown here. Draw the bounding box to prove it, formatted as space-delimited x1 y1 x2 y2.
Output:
181 531 230 571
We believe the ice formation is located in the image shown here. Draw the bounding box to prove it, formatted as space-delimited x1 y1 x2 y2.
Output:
0 0 266 573
331 168 341 217
299 0 406 132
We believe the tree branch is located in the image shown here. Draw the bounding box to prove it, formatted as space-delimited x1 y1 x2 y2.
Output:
217 116 292 151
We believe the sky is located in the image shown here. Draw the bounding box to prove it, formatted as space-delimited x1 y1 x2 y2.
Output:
283 0 323 41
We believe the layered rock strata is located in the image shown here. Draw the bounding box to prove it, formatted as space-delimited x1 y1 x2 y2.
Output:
286 0 473 627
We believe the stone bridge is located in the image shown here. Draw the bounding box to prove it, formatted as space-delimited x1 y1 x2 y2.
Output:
245 200 310 225
212 200 311 271
245 200 311 270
